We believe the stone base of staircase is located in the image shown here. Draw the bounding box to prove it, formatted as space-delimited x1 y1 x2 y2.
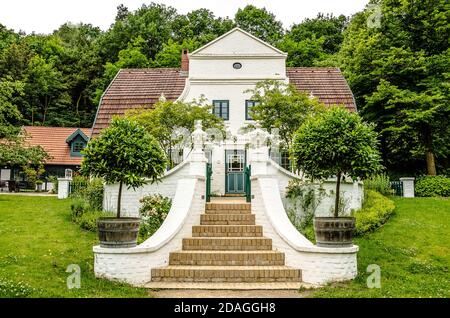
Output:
149 199 303 288
145 282 312 290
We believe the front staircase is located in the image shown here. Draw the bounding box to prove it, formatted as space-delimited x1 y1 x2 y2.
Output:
145 198 303 289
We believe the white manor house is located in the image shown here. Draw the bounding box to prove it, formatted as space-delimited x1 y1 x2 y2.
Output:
88 28 363 289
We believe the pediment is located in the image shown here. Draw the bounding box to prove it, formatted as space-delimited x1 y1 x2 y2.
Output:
190 28 287 57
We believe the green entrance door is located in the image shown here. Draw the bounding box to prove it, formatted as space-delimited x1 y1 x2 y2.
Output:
225 150 245 194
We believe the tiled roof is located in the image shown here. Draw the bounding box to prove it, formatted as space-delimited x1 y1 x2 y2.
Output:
91 68 187 137
23 126 91 166
287 67 356 111
92 67 356 137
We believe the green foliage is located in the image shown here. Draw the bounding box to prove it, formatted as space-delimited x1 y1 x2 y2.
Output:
353 190 395 236
292 107 382 180
0 195 148 297
339 0 450 175
235 5 284 44
127 99 225 167
47 175 58 194
288 13 348 55
78 210 114 232
285 179 326 242
81 118 167 217
0 278 37 298
364 173 392 196
415 176 450 197
291 107 382 216
246 80 324 149
138 194 172 241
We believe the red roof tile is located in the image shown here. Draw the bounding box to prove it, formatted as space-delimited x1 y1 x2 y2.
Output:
287 67 356 111
23 126 91 166
91 68 187 137
92 67 356 136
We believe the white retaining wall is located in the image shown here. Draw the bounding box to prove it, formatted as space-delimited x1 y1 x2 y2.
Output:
103 160 190 217
94 176 206 286
251 175 358 285
267 159 363 218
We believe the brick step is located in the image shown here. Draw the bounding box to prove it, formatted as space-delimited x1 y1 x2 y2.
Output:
192 225 263 237
151 266 302 283
200 214 255 225
169 251 285 266
206 203 251 211
182 237 272 250
205 208 252 215
145 282 310 290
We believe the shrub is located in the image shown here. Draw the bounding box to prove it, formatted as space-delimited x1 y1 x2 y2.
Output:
415 176 450 197
70 198 90 221
138 194 171 241
353 190 395 236
48 176 58 194
78 210 113 232
84 178 104 211
285 179 326 242
70 175 88 197
364 173 392 196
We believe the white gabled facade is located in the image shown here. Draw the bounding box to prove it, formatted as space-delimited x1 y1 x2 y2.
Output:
178 28 289 195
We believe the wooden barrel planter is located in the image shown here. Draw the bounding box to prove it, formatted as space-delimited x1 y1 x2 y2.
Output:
97 217 141 248
314 217 355 247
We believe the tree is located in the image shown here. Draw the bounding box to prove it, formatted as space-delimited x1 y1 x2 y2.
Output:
288 14 348 54
291 107 382 217
339 0 450 175
235 5 284 44
126 100 225 168
81 118 167 218
246 80 324 150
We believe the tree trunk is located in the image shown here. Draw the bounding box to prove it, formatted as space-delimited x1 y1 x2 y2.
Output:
426 151 437 176
117 181 123 218
334 172 342 218
423 126 437 175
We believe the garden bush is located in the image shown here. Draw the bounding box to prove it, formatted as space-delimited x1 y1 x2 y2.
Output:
138 194 171 241
364 173 392 196
70 197 90 221
353 190 395 236
415 176 450 197
77 210 113 232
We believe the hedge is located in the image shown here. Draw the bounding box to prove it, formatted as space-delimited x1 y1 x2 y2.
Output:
415 176 450 197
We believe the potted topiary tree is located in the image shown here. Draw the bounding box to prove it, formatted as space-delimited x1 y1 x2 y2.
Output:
81 118 167 248
291 107 382 247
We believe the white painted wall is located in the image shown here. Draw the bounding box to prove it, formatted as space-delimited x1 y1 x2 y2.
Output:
103 160 191 217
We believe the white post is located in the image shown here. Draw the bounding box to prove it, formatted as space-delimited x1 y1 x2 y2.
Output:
400 177 415 198
189 120 208 177
57 178 71 199
247 123 270 175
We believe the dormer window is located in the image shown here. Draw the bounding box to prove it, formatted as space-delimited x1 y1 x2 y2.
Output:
73 141 86 153
66 129 89 157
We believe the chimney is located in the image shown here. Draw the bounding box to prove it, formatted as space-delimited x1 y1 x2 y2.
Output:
181 49 189 73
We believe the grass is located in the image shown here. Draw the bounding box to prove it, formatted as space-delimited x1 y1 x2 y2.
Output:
1 194 448 298
311 197 450 297
0 195 148 298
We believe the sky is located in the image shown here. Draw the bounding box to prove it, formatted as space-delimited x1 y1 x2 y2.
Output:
0 0 369 34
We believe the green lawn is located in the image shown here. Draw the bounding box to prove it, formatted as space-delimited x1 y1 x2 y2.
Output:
0 195 448 298
0 195 148 298
312 197 450 297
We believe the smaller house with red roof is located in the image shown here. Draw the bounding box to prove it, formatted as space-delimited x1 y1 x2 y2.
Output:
0 126 90 190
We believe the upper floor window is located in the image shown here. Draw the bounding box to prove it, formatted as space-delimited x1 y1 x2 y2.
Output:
245 100 260 120
212 100 229 120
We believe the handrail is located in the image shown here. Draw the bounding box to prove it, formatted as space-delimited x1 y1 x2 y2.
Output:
244 165 251 202
205 163 212 202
